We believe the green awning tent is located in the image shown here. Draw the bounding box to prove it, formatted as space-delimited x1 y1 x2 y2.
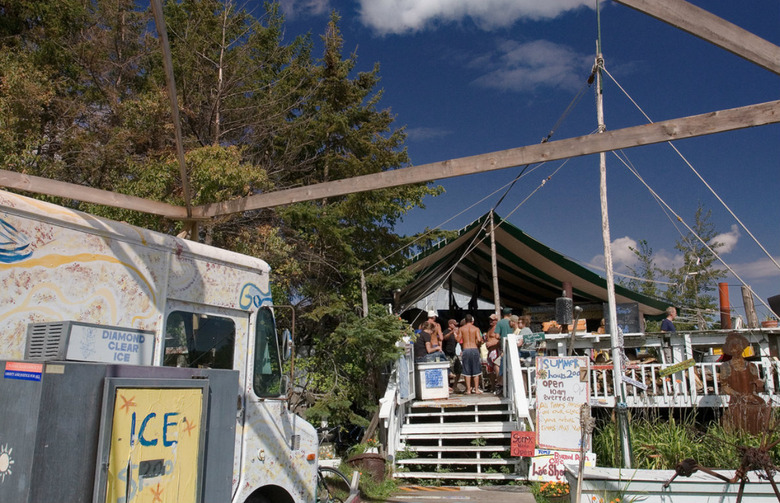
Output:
396 213 667 318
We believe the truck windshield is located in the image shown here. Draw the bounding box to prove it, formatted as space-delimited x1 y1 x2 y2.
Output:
164 311 236 369
254 307 283 397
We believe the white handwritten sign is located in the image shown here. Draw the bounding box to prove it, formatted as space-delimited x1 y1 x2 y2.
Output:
529 448 596 482
535 356 589 451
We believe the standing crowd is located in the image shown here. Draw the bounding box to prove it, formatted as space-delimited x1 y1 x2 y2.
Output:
413 309 539 395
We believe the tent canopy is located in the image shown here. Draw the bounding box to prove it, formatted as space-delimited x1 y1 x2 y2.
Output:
397 213 667 318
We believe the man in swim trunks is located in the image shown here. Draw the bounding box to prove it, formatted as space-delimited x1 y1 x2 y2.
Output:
459 314 483 394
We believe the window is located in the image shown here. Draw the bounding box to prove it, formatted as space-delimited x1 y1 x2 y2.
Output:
164 311 236 369
253 307 283 397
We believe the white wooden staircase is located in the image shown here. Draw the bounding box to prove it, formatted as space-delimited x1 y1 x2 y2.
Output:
394 393 529 480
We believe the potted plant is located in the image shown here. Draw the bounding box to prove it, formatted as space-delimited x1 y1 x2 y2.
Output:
346 438 386 481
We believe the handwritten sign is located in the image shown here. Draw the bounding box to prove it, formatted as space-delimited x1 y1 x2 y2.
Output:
535 356 589 451
510 431 536 457
524 332 546 344
622 374 647 390
425 369 444 388
529 449 596 482
604 302 640 333
659 358 696 377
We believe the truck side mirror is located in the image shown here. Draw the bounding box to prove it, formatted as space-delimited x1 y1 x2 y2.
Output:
281 328 292 361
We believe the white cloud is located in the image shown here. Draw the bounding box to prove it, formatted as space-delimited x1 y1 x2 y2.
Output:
471 39 590 93
279 0 330 20
712 224 740 254
406 126 453 142
357 0 593 35
590 236 680 273
731 257 780 280
610 236 638 268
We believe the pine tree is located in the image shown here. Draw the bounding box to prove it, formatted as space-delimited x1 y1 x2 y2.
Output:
625 239 661 299
664 204 726 324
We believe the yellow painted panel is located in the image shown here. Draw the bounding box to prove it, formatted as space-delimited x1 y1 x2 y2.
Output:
106 387 203 503
712 346 754 357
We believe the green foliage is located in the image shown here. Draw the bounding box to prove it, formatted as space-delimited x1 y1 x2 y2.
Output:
625 239 661 299
299 305 412 426
664 204 727 322
594 413 780 470
1 0 442 431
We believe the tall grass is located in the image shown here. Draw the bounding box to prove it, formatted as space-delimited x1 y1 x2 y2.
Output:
593 411 780 470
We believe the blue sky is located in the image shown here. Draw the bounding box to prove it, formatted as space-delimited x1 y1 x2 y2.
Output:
275 0 779 320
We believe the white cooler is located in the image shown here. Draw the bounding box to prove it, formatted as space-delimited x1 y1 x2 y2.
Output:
415 361 450 400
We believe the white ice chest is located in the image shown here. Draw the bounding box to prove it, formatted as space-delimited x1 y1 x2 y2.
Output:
415 361 449 400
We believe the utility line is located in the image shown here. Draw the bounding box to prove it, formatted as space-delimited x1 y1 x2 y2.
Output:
603 66 780 277
612 150 777 317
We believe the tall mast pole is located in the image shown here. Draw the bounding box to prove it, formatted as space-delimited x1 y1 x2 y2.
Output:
490 210 501 316
595 1 633 469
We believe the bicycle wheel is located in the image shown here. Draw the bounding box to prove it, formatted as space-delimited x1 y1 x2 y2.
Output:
317 466 351 503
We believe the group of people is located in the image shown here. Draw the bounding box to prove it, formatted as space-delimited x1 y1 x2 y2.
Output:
413 308 539 395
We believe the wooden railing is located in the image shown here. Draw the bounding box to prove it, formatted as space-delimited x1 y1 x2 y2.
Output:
509 359 780 409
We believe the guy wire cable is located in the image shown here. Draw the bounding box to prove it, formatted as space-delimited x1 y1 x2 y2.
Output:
603 66 780 276
612 149 777 317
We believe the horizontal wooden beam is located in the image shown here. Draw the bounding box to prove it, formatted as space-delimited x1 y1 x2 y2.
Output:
0 169 189 219
614 0 780 75
195 99 780 218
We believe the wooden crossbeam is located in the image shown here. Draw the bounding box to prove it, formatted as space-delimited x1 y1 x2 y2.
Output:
614 0 780 75
194 99 780 218
0 169 189 219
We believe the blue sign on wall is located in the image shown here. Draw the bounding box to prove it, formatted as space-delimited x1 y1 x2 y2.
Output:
425 368 444 388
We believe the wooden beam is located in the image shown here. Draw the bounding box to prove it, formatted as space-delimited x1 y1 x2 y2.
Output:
195 99 780 217
0 169 189 219
613 0 780 75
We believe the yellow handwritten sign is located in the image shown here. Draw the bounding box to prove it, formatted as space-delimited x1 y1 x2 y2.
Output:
105 387 204 503
659 358 696 377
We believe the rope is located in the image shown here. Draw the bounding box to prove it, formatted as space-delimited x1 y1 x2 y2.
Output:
603 66 780 278
612 150 778 317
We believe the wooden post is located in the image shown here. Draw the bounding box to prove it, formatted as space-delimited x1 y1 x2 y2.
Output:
596 49 632 469
490 211 501 316
742 286 759 328
360 270 368 318
719 282 731 329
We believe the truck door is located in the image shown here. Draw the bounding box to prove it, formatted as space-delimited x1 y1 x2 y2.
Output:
161 300 250 490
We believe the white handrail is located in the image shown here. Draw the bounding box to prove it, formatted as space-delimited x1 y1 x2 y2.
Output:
504 333 534 430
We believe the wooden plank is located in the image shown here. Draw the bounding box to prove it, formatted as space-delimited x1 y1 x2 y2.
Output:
614 0 780 75
195 99 780 217
0 169 189 219
396 458 516 465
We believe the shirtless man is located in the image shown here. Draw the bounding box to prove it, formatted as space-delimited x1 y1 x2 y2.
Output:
484 314 500 392
458 314 483 394
427 310 444 348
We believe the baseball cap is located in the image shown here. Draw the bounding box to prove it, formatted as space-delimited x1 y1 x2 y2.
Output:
427 310 437 318
489 313 498 320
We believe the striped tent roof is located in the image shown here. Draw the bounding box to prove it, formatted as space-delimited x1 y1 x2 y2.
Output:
397 213 667 317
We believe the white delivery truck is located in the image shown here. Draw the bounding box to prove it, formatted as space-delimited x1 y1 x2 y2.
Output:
0 189 319 503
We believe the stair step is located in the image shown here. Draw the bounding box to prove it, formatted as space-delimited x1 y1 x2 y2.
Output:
401 432 512 441
396 457 519 466
406 410 511 419
393 471 524 480
401 421 515 435
410 396 510 408
405 445 510 453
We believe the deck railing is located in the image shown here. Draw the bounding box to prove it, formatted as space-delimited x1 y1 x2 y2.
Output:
509 358 780 409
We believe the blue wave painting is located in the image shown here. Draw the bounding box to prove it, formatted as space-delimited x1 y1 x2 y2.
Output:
0 218 33 263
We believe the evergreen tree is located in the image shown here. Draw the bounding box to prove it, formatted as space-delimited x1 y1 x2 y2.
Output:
625 239 661 299
664 204 726 323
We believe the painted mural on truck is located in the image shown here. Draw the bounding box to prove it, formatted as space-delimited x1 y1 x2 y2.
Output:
0 214 160 360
